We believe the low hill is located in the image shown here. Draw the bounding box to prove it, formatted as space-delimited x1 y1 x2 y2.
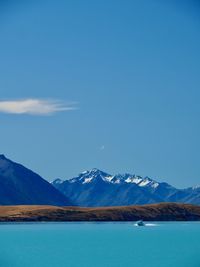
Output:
0 203 200 221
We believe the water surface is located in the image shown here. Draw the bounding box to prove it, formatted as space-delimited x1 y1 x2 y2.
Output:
0 222 199 267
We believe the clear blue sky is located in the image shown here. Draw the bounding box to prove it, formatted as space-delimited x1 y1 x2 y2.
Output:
0 0 200 188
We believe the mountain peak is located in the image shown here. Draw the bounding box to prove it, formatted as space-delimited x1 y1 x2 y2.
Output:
67 168 112 184
79 168 110 178
67 169 161 188
80 168 105 174
52 178 63 185
0 154 7 160
66 169 162 187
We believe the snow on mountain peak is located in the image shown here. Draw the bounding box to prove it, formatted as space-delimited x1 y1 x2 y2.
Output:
52 178 63 185
66 169 160 188
137 176 159 188
125 175 143 184
191 185 200 190
70 168 112 184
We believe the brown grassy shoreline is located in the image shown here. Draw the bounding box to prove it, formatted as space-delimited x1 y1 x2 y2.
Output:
0 203 199 222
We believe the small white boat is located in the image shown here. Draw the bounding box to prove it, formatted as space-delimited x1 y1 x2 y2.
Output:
136 220 145 226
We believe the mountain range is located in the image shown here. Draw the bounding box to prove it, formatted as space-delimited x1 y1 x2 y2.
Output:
52 168 200 207
0 154 199 207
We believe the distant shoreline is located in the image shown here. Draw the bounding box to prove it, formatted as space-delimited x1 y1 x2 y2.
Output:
0 203 200 222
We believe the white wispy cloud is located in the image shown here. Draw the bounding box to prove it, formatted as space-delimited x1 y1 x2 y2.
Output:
0 98 77 115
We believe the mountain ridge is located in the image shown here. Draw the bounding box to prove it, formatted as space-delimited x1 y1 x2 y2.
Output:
0 154 199 207
52 168 200 207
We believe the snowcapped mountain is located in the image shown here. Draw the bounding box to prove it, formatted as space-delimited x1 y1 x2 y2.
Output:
52 168 198 207
55 168 160 187
1 153 199 207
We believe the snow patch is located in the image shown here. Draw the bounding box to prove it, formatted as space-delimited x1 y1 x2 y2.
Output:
82 177 93 184
125 177 143 184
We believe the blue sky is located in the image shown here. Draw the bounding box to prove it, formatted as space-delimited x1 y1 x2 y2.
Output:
0 0 200 188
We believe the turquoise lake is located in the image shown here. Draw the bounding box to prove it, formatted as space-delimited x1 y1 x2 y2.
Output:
0 222 200 267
